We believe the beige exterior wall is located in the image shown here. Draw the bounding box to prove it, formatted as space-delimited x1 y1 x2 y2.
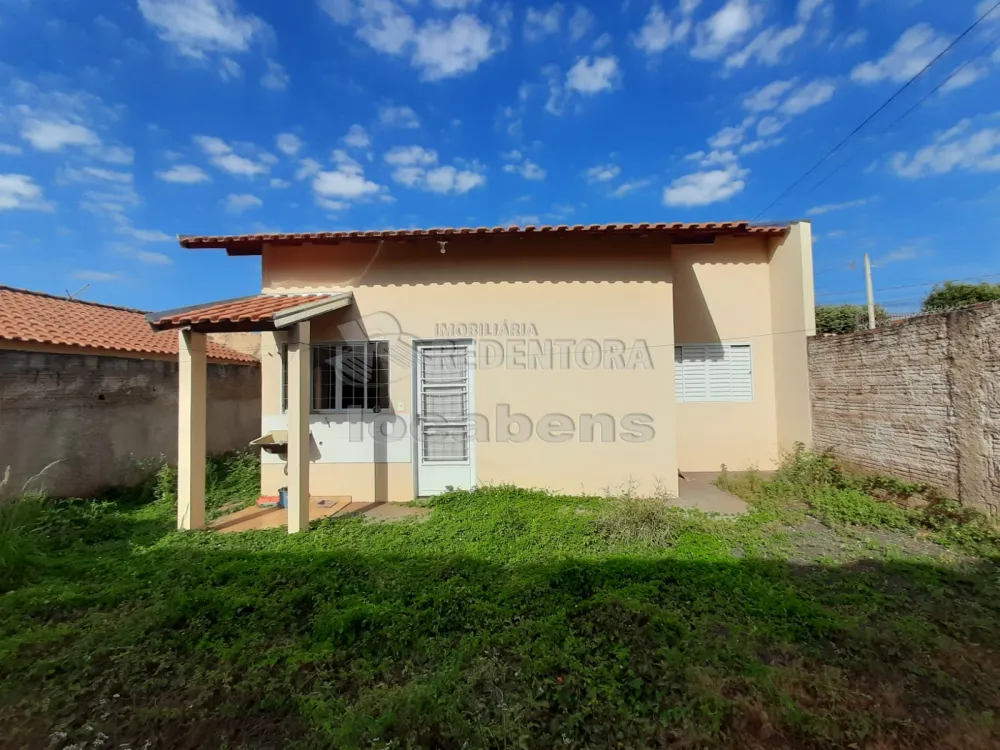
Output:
673 238 780 471
259 235 677 501
768 221 815 453
256 225 813 501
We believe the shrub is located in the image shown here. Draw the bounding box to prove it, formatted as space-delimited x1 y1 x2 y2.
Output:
596 498 676 546
809 487 913 530
0 467 45 591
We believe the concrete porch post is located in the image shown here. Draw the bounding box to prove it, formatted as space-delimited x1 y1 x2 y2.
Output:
287 321 311 533
177 329 207 530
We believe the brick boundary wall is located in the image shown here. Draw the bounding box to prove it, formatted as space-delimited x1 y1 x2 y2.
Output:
0 351 261 498
809 301 1000 517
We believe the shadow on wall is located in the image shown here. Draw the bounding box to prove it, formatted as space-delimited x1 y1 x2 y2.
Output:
264 235 684 287
672 259 721 345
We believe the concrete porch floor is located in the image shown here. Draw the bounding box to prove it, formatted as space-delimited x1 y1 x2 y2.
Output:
673 473 749 515
209 497 431 533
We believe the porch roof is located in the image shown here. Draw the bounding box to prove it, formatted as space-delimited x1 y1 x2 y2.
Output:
147 292 353 333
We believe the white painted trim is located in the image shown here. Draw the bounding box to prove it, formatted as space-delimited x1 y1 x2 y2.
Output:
273 292 353 328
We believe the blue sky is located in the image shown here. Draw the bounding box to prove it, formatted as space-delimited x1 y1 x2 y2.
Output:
0 0 997 312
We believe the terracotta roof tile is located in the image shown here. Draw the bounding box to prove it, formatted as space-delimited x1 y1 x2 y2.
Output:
150 294 331 328
0 285 257 364
178 221 789 253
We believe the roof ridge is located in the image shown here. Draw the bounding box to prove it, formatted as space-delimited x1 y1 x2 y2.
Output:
0 284 148 314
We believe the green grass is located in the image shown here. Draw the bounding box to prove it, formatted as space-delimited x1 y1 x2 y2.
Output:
2 450 1000 749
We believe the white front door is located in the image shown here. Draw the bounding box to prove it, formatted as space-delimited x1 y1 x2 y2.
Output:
414 340 475 496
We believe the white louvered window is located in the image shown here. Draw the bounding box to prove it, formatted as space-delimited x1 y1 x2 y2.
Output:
674 344 753 403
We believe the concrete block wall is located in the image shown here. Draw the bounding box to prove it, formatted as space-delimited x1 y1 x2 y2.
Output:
809 301 1000 516
0 351 261 498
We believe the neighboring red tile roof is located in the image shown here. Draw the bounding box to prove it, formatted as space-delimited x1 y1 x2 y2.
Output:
149 294 330 329
0 285 257 363
178 222 789 253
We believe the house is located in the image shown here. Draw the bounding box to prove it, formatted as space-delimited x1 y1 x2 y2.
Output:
148 221 815 532
0 285 260 497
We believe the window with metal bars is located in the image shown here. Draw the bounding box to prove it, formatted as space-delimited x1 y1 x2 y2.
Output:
281 341 390 412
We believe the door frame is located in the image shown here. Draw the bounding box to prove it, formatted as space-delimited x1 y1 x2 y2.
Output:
411 338 477 496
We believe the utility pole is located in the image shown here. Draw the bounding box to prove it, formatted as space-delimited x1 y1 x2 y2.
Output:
864 253 876 330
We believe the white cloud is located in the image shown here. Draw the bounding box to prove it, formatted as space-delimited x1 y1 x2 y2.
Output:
224 192 263 212
708 124 747 149
432 0 481 7
939 63 990 94
977 0 999 19
585 163 620 182
316 166 383 196
413 13 499 80
260 60 290 90
319 0 354 24
780 78 835 115
742 79 796 112
313 150 384 202
158 164 210 183
343 124 371 148
194 135 269 176
633 1 697 55
71 270 122 282
739 78 835 137
692 0 760 60
323 1 500 80
0 174 53 211
851 24 947 84
220 57 242 80
423 165 486 193
739 136 783 154
688 148 739 167
383 145 487 193
566 55 621 93
806 198 869 215
844 29 867 48
384 145 439 166
609 177 654 198
756 116 785 137
62 166 134 185
725 0 830 69
136 251 172 264
137 0 267 58
20 119 100 151
568 5 594 42
663 163 748 206
112 243 174 266
872 246 922 268
126 228 174 242
276 133 303 156
0 144 22 155
98 146 135 165
503 159 546 180
524 5 562 42
592 31 612 50
296 157 322 180
269 178 291 188
379 104 420 129
890 122 1000 178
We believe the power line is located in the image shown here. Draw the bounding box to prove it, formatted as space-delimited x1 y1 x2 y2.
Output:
807 37 1000 195
752 0 1000 220
816 272 1000 300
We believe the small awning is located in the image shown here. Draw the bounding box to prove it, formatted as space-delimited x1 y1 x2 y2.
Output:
146 292 353 333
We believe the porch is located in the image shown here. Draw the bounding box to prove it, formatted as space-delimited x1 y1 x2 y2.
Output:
147 292 356 534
